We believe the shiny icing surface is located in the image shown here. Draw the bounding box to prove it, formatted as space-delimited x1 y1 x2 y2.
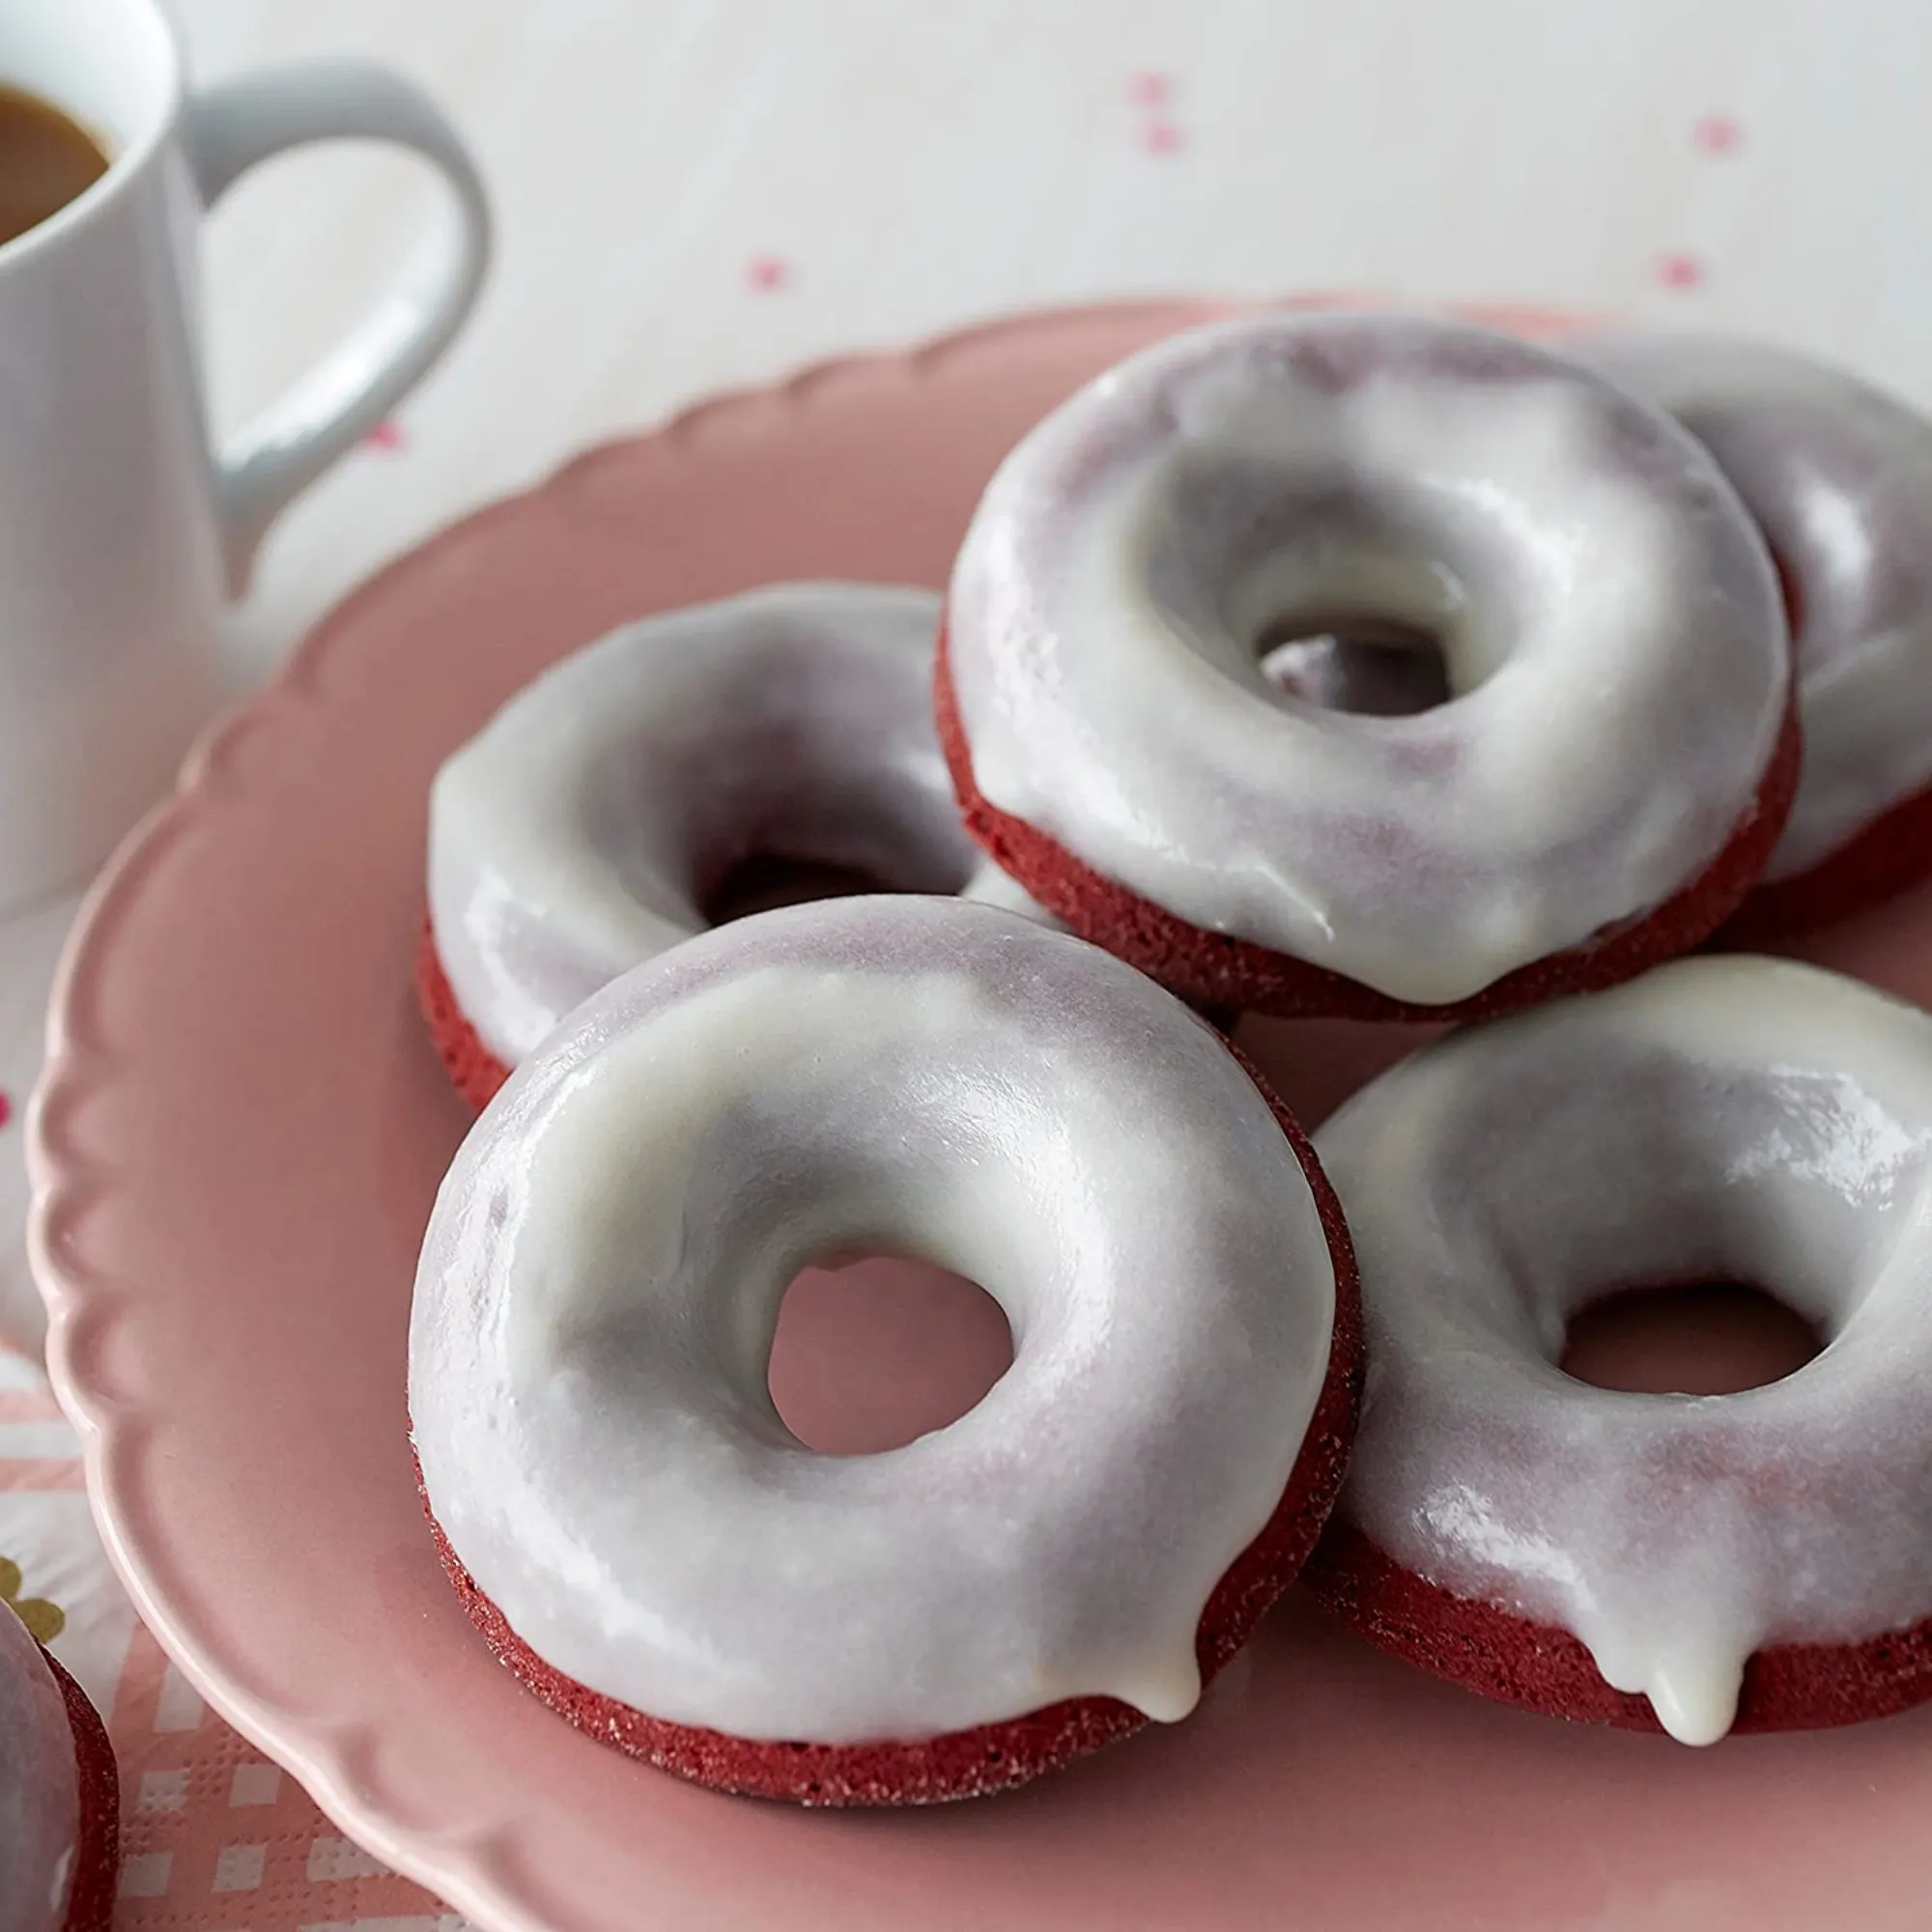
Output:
429 583 980 1064
1580 332 1932 880
1316 956 1932 1745
410 895 1336 1744
0 1608 77 1932
947 312 1789 1005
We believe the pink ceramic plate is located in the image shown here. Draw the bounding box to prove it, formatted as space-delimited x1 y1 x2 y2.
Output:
31 298 1932 1932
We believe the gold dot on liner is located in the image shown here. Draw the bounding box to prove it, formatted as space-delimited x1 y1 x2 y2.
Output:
0 1557 68 1645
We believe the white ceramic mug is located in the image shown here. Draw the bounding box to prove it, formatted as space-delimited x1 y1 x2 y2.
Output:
0 0 491 910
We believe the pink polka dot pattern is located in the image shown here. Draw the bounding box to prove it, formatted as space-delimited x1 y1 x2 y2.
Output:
1693 115 1742 155
1126 71 1186 156
1657 251 1705 291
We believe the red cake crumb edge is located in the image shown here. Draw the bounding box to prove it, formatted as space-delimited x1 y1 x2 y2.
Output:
934 626 1804 1022
1306 1517 1932 1735
1712 773 1932 949
44 1643 118 1931
414 1051 1362 1806
416 920 511 1110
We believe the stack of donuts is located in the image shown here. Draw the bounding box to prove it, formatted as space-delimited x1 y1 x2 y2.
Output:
410 310 1932 1805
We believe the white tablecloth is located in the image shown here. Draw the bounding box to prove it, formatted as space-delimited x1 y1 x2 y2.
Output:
1 0 1924 1917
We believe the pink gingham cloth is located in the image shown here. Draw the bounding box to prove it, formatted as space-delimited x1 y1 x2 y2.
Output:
0 1345 467 1929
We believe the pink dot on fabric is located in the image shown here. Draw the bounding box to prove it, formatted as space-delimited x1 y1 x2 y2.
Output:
1128 71 1172 108
0 1092 14 1130
747 255 791 293
1693 116 1742 155
1657 252 1705 291
1143 120 1185 156
363 420 404 452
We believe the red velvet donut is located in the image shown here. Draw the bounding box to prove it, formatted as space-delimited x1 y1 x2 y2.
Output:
411 899 1360 1804
1577 333 1932 946
421 584 1011 1107
938 313 1801 1023
1306 954 1932 1745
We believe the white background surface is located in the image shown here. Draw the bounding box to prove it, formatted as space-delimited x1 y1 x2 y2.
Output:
9 0 1932 1340
185 0 1932 652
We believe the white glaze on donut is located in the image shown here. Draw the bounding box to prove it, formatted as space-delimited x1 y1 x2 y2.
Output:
411 896 1336 1744
0 1608 78 1932
1315 956 1932 1744
429 584 981 1065
1580 333 1932 880
948 313 1789 1005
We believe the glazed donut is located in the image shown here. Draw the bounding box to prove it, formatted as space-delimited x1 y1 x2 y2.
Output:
1307 955 1932 1745
423 582 1028 1108
0 1608 118 1932
938 311 1800 1020
1580 333 1932 938
410 895 1360 1804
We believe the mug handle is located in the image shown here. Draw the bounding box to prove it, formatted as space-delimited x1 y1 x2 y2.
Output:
184 58 493 593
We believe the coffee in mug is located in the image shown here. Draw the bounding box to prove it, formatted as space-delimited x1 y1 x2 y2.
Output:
0 81 108 245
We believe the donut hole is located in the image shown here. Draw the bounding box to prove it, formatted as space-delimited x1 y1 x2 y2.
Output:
1560 1280 1825 1396
767 1254 1014 1455
694 823 978 928
702 852 895 924
583 641 981 933
1135 462 1510 715
1258 614 1453 717
1442 1050 1923 1399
